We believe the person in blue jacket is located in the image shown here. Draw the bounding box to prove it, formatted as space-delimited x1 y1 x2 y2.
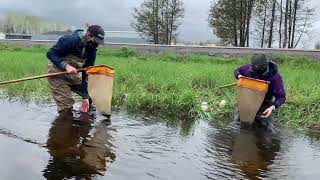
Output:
46 25 105 114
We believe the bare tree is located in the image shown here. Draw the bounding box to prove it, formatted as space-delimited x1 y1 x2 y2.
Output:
282 0 314 48
268 0 277 48
283 0 290 48
132 0 184 45
261 2 267 47
252 0 270 47
278 0 283 48
288 1 293 47
293 4 314 48
209 0 314 48
209 0 256 47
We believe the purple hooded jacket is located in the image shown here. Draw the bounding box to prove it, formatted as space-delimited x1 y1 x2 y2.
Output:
234 61 286 109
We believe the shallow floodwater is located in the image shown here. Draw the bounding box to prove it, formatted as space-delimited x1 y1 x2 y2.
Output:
1 99 320 180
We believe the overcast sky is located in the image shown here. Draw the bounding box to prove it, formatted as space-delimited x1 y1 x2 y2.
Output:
0 0 319 47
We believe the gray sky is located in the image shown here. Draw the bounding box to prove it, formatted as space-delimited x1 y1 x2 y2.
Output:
0 0 318 47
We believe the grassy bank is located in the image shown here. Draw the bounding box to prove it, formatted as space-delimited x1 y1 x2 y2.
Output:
1 43 320 128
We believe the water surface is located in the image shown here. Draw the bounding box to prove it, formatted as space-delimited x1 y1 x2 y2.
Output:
1 99 320 180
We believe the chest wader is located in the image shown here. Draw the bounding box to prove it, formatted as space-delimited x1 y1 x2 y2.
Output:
47 55 85 112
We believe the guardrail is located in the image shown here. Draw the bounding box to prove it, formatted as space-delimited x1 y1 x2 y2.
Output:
1 39 320 59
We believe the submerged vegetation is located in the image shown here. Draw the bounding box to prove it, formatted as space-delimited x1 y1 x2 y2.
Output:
1 43 320 128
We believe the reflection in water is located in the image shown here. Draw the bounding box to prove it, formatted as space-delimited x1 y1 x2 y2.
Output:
1 97 320 180
204 121 281 180
43 112 116 179
139 114 197 138
165 118 196 137
231 129 281 180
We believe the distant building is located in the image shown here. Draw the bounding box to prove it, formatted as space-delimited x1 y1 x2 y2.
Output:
5 33 31 40
32 30 72 41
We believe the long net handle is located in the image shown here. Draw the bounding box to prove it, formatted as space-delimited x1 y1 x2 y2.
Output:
0 68 87 86
219 82 237 89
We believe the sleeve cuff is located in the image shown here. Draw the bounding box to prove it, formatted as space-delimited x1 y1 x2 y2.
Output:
58 61 67 70
272 104 278 110
82 93 90 100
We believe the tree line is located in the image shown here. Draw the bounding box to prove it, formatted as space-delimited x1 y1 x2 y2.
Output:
0 13 71 35
132 0 185 45
208 0 314 48
1 1 315 48
132 0 314 48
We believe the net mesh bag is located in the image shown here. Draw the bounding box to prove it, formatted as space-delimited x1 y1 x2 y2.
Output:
236 77 269 125
86 65 115 116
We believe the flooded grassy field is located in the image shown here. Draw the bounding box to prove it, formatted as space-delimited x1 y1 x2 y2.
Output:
2 45 320 128
1 99 320 180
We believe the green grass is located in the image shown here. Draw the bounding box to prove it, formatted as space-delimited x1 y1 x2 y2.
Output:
1 44 320 128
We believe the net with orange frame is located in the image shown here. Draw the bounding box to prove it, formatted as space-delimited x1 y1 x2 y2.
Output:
85 65 115 116
236 77 269 125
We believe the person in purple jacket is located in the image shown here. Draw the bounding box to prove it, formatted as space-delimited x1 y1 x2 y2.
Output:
234 54 286 130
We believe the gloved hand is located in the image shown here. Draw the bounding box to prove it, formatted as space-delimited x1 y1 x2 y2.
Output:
80 99 90 113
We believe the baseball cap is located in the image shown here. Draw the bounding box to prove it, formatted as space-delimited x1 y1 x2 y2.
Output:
87 25 105 45
251 54 269 75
